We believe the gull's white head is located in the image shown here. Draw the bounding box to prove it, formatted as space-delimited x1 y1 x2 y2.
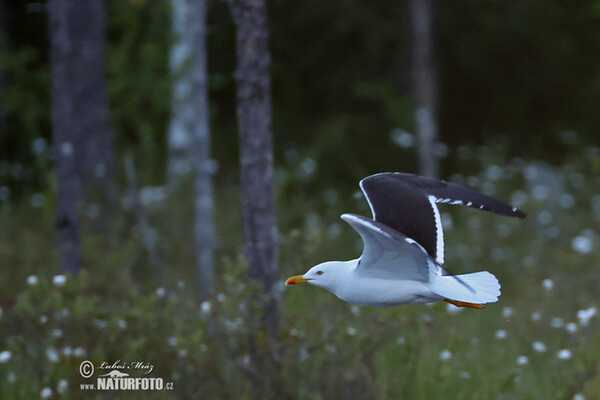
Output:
285 261 354 291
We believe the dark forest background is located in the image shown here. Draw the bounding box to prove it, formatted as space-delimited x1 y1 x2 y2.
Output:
1 1 600 399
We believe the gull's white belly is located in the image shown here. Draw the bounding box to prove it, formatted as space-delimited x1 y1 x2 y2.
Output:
333 277 442 307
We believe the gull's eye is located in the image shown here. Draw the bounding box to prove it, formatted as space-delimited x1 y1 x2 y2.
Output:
316 271 324 276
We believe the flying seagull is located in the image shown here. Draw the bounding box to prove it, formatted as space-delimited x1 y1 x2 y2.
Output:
285 172 526 309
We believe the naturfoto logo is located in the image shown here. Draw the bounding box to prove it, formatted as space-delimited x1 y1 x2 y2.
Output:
79 360 174 392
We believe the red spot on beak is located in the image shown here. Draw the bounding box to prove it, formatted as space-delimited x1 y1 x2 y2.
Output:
288 281 296 285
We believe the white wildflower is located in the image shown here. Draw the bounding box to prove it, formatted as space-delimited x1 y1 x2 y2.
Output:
217 293 226 302
346 327 357 336
46 347 60 363
156 287 166 297
502 307 514 318
532 341 547 353
557 349 572 360
542 279 554 291
58 308 71 319
439 349 452 361
73 347 86 357
168 337 178 346
27 275 39 286
572 236 593 254
551 317 564 328
495 329 507 340
200 301 211 315
577 307 596 326
53 275 67 287
0 350 11 363
566 322 578 334
517 355 529 365
40 387 53 399
57 379 68 394
531 311 542 321
93 319 107 329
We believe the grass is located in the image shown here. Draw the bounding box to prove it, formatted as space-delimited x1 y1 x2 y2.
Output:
1 141 599 399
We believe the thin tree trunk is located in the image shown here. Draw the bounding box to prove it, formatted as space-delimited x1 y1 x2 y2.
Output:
48 0 114 273
168 0 195 179
169 0 215 299
189 0 215 300
410 0 439 179
231 0 279 341
0 0 6 123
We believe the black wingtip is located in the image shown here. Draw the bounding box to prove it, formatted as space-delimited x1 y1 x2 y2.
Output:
513 208 527 219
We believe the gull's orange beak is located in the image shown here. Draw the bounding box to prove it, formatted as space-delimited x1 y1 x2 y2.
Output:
285 275 311 285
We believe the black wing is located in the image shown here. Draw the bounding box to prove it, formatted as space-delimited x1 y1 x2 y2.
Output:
359 172 526 263
383 172 526 218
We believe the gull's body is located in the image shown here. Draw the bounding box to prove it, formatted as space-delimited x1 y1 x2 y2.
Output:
286 172 526 308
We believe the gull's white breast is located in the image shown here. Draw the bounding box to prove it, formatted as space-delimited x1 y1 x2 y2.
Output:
333 275 441 307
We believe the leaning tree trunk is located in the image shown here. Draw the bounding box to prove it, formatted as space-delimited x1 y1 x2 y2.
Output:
231 0 280 341
169 0 216 299
410 0 439 179
48 0 114 273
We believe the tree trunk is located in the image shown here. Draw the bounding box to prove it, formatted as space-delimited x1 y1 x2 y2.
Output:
231 0 280 337
48 0 114 273
0 0 5 122
169 0 216 299
169 0 195 179
410 0 439 179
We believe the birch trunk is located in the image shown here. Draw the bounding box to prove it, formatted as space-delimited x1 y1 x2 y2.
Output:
170 0 215 298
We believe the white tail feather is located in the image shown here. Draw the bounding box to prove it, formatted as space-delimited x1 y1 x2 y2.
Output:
431 271 501 304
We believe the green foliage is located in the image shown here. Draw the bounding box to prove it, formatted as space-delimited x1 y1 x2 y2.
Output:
106 0 172 185
2 138 600 398
2 0 600 398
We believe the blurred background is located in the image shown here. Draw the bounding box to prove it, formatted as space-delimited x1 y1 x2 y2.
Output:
1 0 600 399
